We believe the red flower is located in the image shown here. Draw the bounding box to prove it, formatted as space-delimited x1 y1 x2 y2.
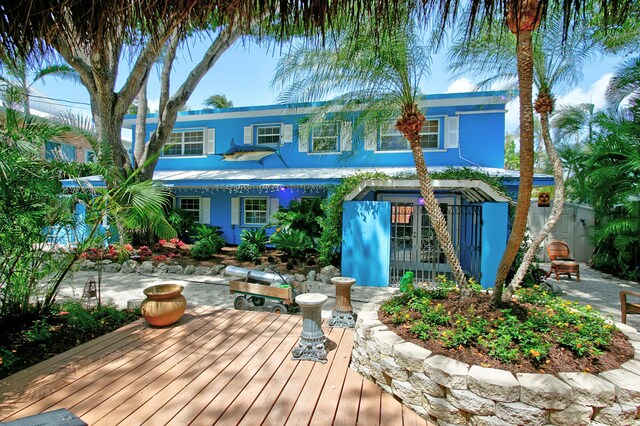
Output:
159 239 167 245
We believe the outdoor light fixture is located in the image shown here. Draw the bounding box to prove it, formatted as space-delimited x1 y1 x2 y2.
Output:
418 198 425 205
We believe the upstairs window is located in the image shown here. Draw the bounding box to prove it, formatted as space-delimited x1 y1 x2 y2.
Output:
378 119 440 151
243 197 268 225
311 122 339 153
255 125 281 145
164 130 204 156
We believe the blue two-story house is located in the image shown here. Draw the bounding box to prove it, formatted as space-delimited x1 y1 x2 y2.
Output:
124 91 552 288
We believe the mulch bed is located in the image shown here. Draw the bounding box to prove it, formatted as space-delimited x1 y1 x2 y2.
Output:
379 292 635 375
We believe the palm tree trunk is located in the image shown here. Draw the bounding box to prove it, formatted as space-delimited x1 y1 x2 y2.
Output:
502 110 565 301
492 30 535 304
406 131 469 294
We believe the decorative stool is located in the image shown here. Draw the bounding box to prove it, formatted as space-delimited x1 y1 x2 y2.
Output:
329 276 357 328
292 293 328 363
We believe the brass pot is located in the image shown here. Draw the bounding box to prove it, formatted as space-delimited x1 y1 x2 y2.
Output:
141 284 186 326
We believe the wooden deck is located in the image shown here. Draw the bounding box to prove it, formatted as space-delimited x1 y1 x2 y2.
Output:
0 307 430 425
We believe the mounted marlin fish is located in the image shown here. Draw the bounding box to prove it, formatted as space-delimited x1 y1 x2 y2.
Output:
217 138 276 163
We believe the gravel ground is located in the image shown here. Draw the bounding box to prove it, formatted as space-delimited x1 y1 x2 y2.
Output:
57 270 395 319
57 263 640 331
541 262 640 330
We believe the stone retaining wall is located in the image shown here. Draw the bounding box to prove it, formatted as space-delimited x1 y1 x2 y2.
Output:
351 300 640 426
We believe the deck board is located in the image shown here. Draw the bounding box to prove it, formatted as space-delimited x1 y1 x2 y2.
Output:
0 307 432 425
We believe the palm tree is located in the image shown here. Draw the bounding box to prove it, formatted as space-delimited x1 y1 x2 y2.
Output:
449 9 600 301
578 116 640 275
0 57 78 116
203 94 234 109
273 20 469 292
552 103 598 146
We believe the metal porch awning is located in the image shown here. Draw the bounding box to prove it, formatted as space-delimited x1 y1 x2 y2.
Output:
343 178 512 203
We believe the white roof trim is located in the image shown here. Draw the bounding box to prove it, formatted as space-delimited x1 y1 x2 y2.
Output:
152 166 551 183
344 178 511 203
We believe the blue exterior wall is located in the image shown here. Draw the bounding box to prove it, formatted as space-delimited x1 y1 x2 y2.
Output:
480 202 509 288
173 187 327 244
341 201 391 287
127 92 509 173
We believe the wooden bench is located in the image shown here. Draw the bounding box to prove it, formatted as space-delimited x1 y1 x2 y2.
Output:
620 290 640 324
546 240 580 282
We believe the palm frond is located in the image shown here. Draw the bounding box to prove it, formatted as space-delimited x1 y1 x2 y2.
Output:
605 56 640 107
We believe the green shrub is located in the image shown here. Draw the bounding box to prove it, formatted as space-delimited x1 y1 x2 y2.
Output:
192 224 224 242
269 229 312 259
236 241 261 262
270 199 323 238
191 237 225 260
166 208 195 241
240 228 269 251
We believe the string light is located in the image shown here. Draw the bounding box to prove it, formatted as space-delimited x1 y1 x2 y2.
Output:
169 184 330 195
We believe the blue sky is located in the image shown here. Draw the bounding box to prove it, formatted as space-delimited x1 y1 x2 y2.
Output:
30 36 621 135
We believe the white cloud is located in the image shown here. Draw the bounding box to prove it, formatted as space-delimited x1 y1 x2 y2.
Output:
556 74 612 110
504 73 613 133
446 78 477 93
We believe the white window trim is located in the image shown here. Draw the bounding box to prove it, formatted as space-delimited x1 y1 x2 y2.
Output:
177 196 202 223
310 121 340 153
163 128 205 157
376 116 444 152
254 123 282 146
242 196 269 226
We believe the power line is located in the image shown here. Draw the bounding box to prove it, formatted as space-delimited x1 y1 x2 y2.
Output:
29 94 92 108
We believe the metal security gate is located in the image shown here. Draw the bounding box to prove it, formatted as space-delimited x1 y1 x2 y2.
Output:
390 203 482 284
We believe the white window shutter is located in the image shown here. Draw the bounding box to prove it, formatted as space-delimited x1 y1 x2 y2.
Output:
270 198 280 220
200 197 211 224
445 116 459 149
298 124 309 152
340 121 352 151
243 126 252 145
364 123 376 151
283 124 293 143
206 128 216 154
231 198 240 225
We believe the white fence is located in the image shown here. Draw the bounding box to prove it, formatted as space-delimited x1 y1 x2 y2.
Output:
527 200 594 262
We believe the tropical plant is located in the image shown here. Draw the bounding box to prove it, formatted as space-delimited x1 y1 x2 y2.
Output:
240 228 269 251
166 208 196 241
449 10 600 301
273 18 470 293
552 103 599 146
236 241 261 262
203 94 234 109
576 115 640 279
269 229 313 259
190 224 225 259
0 56 78 115
191 238 224 259
270 199 323 238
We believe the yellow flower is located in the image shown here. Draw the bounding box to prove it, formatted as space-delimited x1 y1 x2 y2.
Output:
530 349 541 357
585 305 592 310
